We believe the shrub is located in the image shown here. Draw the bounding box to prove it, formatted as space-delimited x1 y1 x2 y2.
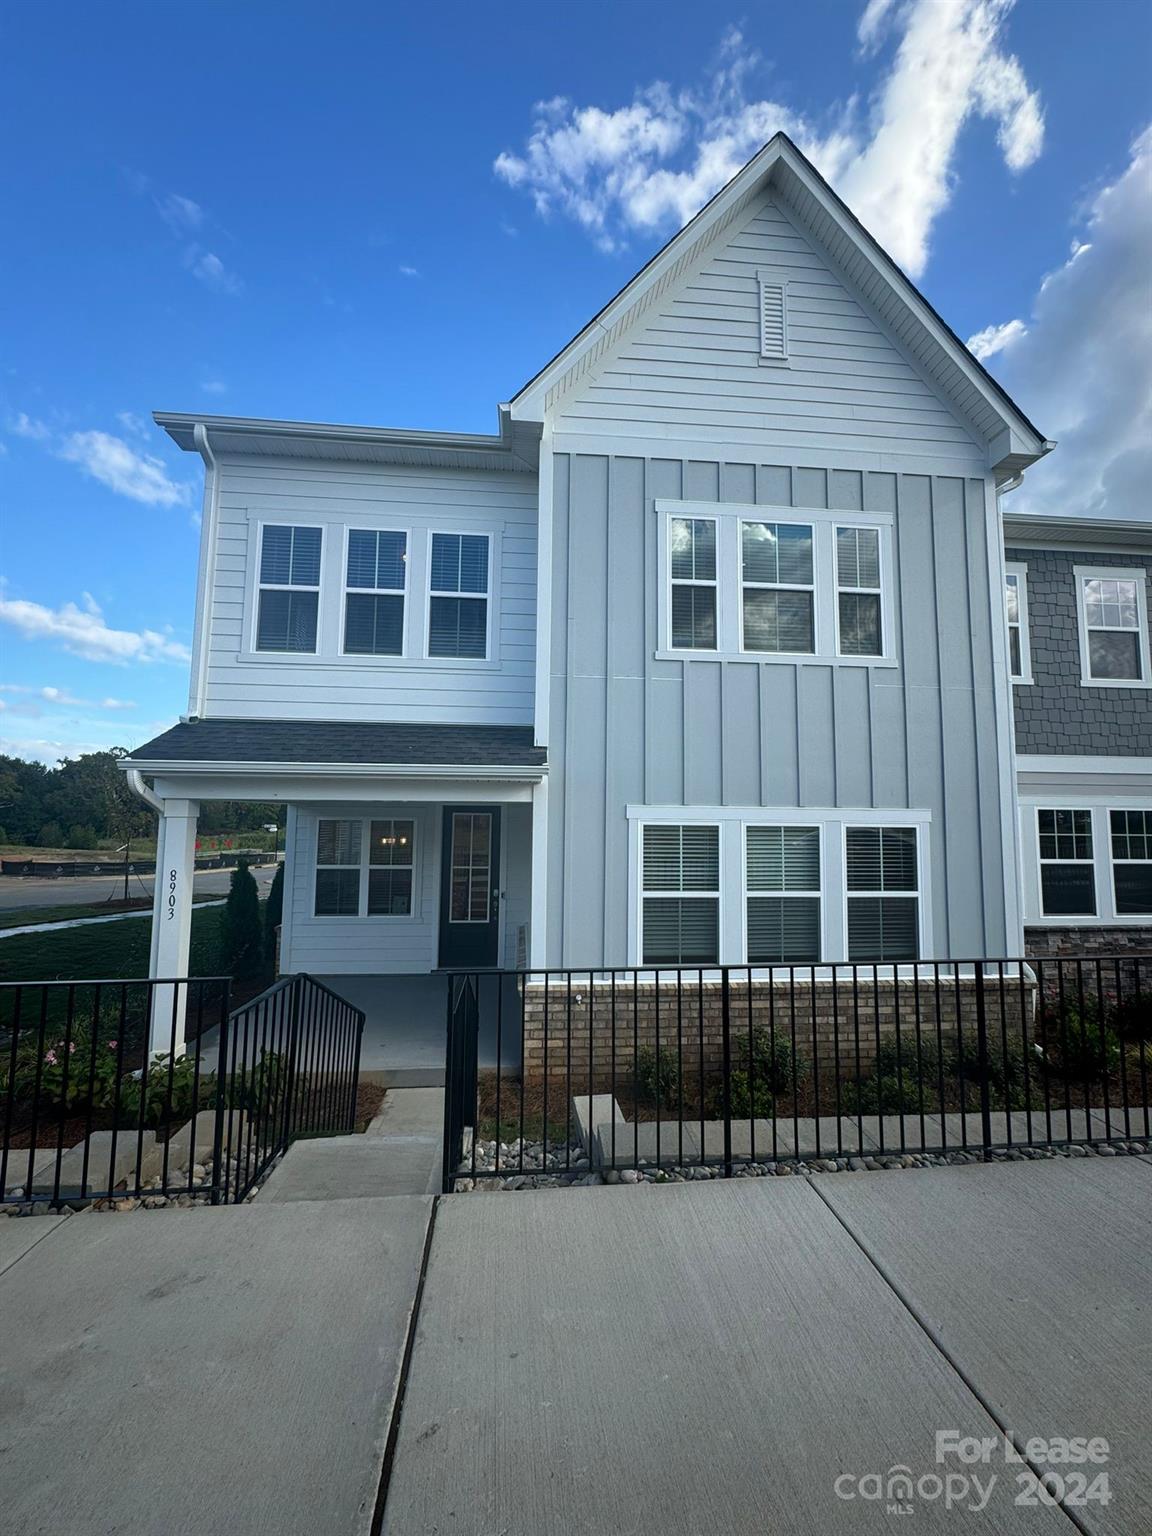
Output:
37 821 63 849
120 1053 217 1127
633 1046 680 1111
222 859 263 979
745 1027 810 1096
1111 995 1152 1043
950 1031 1037 1110
726 1069 775 1118
1040 1005 1122 1084
263 861 284 975
66 824 98 850
0 1028 122 1112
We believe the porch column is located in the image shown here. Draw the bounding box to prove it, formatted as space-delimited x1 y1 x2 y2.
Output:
149 797 199 1056
529 777 549 969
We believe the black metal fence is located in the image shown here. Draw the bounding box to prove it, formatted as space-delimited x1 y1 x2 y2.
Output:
0 973 364 1207
442 956 1151 1190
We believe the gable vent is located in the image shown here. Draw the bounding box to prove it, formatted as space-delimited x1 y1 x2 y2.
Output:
757 272 788 362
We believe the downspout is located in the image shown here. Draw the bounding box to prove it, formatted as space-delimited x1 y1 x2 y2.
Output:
187 423 220 718
126 768 164 815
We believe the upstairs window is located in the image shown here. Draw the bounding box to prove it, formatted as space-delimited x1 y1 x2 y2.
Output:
1076 567 1149 685
741 521 814 654
1110 809 1152 916
1037 809 1095 916
642 824 720 965
746 825 821 963
256 525 321 652
836 527 883 658
1005 564 1032 683
429 533 489 658
670 517 717 650
846 826 919 962
344 530 406 656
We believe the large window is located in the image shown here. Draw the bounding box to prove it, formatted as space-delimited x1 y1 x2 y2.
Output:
837 526 883 658
344 529 406 656
846 826 919 962
670 517 718 650
1076 567 1149 685
1004 563 1031 683
315 818 415 917
1110 810 1152 916
1037 809 1095 917
641 825 720 965
741 521 814 654
256 525 321 652
429 533 489 658
746 825 820 962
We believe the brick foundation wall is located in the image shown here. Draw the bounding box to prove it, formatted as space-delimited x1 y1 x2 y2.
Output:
520 976 1037 1091
1025 926 1151 960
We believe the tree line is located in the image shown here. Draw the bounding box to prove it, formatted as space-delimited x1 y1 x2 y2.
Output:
0 750 278 850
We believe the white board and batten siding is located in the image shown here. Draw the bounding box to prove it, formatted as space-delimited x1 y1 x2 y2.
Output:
201 458 538 724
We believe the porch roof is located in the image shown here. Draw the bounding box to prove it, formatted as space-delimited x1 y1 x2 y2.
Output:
125 719 547 773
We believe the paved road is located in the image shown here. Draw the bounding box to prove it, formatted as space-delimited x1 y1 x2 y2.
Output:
0 863 278 912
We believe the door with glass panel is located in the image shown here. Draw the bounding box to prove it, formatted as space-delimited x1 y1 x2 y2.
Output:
439 808 501 968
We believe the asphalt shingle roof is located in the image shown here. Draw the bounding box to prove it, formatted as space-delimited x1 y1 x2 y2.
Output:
127 719 546 768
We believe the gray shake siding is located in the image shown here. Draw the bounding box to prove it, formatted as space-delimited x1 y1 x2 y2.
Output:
1008 546 1152 756
545 453 1014 965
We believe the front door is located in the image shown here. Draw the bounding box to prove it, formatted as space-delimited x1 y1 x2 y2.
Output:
438 807 501 968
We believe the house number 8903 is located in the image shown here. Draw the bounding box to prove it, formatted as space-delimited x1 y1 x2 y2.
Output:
167 868 178 920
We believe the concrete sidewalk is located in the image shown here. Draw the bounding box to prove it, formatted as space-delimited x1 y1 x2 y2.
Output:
256 1087 444 1200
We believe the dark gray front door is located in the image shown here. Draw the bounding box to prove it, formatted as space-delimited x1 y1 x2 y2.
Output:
438 807 501 968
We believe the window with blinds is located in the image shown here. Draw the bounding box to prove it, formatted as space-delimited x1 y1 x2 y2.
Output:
367 819 415 915
428 532 489 658
642 824 720 965
1079 573 1147 682
836 526 883 657
315 818 362 916
670 517 717 649
746 825 820 963
315 818 415 917
1038 808 1095 916
256 525 322 652
344 529 406 656
741 521 814 654
1111 809 1152 915
846 826 919 962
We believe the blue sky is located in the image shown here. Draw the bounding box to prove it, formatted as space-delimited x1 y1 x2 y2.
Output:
2 0 1149 763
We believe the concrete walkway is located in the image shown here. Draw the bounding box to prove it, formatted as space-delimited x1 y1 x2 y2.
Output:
256 1087 444 1201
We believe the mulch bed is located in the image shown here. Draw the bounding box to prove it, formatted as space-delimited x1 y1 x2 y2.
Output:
353 1081 387 1132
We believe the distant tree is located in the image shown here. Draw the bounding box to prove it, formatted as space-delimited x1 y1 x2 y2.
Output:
263 861 284 976
66 824 99 849
223 859 263 979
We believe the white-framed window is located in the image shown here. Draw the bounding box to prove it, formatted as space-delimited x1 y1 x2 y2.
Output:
745 825 821 962
428 532 489 659
845 826 920 963
256 524 322 653
641 824 720 965
314 818 415 917
656 501 892 666
1037 809 1096 918
1110 809 1152 917
1074 565 1150 686
1004 562 1032 683
669 516 718 650
836 526 883 658
740 520 815 654
344 529 406 656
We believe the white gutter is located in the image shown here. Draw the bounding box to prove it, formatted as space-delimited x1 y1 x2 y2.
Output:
187 423 219 717
122 760 546 781
125 767 164 813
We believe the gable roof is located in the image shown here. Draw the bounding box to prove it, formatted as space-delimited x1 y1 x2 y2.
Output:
509 133 1050 481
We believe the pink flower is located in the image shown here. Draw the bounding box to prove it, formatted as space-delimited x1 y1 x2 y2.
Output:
107 1039 118 1050
44 1050 57 1066
69 1041 76 1053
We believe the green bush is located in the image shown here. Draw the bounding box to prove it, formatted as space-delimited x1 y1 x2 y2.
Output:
120 1053 217 1127
633 1046 680 1111
950 1031 1037 1110
223 859 263 979
744 1027 810 1096
1040 1006 1122 1084
726 1069 775 1118
66 824 98 850
38 821 63 849
0 1027 122 1112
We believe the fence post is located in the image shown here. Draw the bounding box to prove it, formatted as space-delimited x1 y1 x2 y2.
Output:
347 1002 364 1134
974 963 993 1161
441 976 458 1194
721 967 733 1179
210 980 231 1206
281 976 303 1151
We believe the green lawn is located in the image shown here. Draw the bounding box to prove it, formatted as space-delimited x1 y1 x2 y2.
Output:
0 905 232 983
0 897 219 932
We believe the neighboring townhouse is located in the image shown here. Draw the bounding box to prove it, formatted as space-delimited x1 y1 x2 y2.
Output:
125 131 1137 1045
1004 513 1152 956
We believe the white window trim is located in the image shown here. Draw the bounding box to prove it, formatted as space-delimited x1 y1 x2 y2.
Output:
426 529 494 663
251 520 325 656
313 815 419 921
1110 808 1152 920
655 501 896 667
842 824 926 965
1004 561 1032 685
668 514 720 652
834 526 886 661
339 526 409 659
742 822 823 965
639 824 723 966
738 518 817 657
626 805 933 966
1073 564 1151 689
1019 798 1152 927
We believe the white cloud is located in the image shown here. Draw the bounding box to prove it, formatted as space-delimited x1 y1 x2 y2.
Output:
187 248 243 295
0 593 191 665
494 2 1043 275
155 192 204 233
58 430 190 507
200 377 227 395
8 411 50 440
989 125 1152 524
398 265 421 277
967 317 1028 360
115 410 150 439
0 685 137 710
